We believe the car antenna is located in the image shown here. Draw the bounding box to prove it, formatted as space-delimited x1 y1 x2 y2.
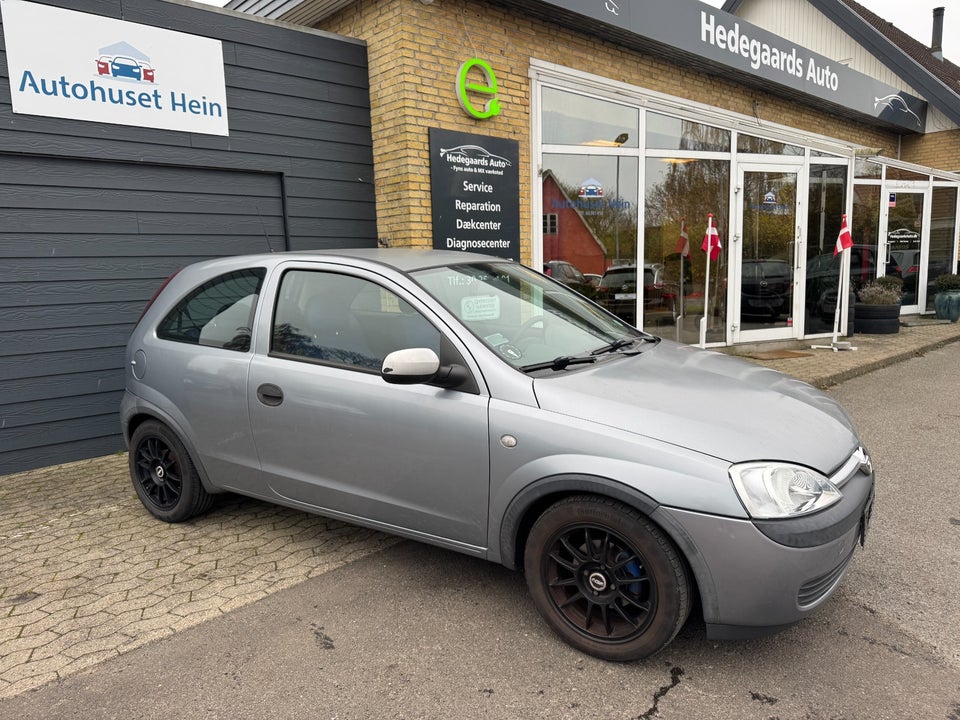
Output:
255 203 275 252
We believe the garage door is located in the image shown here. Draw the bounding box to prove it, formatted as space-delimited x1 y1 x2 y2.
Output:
0 155 286 475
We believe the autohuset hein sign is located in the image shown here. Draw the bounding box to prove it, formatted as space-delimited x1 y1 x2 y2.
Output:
1 0 229 136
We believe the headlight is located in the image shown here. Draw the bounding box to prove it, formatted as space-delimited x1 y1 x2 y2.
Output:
729 462 842 519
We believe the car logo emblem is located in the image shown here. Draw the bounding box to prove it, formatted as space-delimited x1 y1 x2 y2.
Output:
588 572 607 592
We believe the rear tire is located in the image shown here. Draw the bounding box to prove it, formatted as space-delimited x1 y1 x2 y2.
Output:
129 420 213 522
524 496 691 661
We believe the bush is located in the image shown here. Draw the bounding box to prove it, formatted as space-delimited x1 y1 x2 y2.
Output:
934 273 960 293
875 275 903 293
857 280 901 305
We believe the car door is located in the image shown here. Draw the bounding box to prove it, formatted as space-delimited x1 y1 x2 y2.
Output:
247 265 491 550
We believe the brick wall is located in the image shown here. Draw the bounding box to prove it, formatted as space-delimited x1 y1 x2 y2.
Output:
320 0 901 261
901 129 960 172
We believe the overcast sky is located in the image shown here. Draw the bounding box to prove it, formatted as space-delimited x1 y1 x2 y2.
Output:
197 0 958 63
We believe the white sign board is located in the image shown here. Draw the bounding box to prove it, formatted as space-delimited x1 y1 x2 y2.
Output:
1 0 229 136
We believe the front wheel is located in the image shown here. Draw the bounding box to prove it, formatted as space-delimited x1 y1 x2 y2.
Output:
524 496 691 661
129 420 213 522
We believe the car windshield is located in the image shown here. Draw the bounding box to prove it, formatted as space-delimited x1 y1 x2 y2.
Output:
412 261 650 371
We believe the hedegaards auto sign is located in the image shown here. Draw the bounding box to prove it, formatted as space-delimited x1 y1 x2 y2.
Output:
1 0 229 136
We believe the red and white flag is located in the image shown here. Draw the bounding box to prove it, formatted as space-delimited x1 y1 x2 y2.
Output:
701 213 721 261
834 213 853 256
676 218 690 258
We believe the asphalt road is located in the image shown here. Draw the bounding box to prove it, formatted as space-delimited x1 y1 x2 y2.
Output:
2 344 959 720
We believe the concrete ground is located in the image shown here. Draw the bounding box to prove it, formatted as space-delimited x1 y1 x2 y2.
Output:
2 318 959 700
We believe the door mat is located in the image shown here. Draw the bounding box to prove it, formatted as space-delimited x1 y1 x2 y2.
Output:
745 350 813 360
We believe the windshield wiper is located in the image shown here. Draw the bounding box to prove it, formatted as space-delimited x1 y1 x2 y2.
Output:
590 336 659 356
519 355 597 373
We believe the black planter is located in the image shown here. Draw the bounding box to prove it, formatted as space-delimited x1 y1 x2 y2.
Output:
854 303 900 334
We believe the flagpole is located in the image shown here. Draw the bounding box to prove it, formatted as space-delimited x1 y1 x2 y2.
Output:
699 214 715 348
700 248 710 348
812 213 857 352
677 218 687 343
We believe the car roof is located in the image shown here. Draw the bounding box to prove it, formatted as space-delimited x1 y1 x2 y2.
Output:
199 247 505 274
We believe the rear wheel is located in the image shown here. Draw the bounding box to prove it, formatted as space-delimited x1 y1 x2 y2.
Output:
524 496 691 661
129 420 213 522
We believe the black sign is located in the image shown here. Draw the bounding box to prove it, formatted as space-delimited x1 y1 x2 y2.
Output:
429 128 520 261
537 0 926 133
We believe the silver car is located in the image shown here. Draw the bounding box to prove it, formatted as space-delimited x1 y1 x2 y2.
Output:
121 249 875 661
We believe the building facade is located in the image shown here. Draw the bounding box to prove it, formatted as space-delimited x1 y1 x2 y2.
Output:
0 0 378 474
234 0 960 347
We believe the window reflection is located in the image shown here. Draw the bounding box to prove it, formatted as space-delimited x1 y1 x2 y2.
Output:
804 165 848 335
928 187 958 311
737 134 804 155
541 155 639 305
644 158 730 342
542 87 638 147
646 112 730 152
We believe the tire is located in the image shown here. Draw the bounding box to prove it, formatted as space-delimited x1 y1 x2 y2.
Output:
129 420 213 522
524 496 691 661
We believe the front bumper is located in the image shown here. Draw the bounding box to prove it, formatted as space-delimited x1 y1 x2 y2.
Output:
653 464 874 637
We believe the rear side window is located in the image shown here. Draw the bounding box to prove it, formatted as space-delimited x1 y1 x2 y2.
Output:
156 268 266 351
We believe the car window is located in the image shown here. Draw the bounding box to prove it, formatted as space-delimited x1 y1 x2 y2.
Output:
156 268 265 351
271 270 441 372
414 262 644 370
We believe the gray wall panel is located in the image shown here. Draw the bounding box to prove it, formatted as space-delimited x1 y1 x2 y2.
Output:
0 0 376 475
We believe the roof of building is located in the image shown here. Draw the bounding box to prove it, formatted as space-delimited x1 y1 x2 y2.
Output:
723 0 960 127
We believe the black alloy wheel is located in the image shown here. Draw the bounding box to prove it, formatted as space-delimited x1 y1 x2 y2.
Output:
129 420 213 523
524 496 691 661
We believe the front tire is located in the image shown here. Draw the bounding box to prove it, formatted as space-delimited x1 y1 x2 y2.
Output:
129 420 213 522
524 496 691 661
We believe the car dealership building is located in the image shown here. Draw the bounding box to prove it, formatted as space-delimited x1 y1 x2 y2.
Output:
2 0 960 473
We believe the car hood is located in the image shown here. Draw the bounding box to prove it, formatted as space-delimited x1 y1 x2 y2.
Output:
532 340 858 471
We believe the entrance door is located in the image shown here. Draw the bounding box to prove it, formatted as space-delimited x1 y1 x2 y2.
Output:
733 164 803 342
883 190 927 313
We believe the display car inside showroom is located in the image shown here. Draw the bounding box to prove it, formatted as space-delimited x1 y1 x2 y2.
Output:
2 0 960 474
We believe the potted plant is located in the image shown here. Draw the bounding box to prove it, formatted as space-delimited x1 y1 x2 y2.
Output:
854 276 902 334
933 273 960 322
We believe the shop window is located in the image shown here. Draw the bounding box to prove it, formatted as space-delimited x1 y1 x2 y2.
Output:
851 184 882 293
855 158 882 179
886 167 929 182
737 134 804 156
644 158 730 343
804 165 848 335
927 187 958 312
646 112 730 152
543 213 558 235
541 87 638 147
541 155 638 285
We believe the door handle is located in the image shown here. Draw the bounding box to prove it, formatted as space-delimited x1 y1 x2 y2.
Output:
257 383 284 407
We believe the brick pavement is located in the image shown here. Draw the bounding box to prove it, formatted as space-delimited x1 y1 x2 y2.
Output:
0 454 399 699
1 317 959 700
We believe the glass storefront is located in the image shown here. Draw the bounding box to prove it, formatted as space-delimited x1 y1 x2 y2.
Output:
535 72 960 345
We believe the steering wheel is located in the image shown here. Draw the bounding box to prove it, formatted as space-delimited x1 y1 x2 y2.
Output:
514 314 551 344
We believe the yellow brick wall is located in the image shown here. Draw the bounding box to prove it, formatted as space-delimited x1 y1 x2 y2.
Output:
901 129 960 172
320 0 902 261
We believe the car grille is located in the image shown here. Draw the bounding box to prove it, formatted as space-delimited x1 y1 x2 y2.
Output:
797 547 855 608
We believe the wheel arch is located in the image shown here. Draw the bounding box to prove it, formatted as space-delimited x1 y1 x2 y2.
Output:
123 409 220 495
498 474 717 622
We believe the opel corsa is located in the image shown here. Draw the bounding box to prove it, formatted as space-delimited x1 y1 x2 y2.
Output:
121 249 875 661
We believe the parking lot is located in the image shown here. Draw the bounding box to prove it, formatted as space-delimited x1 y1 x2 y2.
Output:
1 320 959 718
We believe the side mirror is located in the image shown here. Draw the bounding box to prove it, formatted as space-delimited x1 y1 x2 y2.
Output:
381 348 441 385
381 348 469 389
